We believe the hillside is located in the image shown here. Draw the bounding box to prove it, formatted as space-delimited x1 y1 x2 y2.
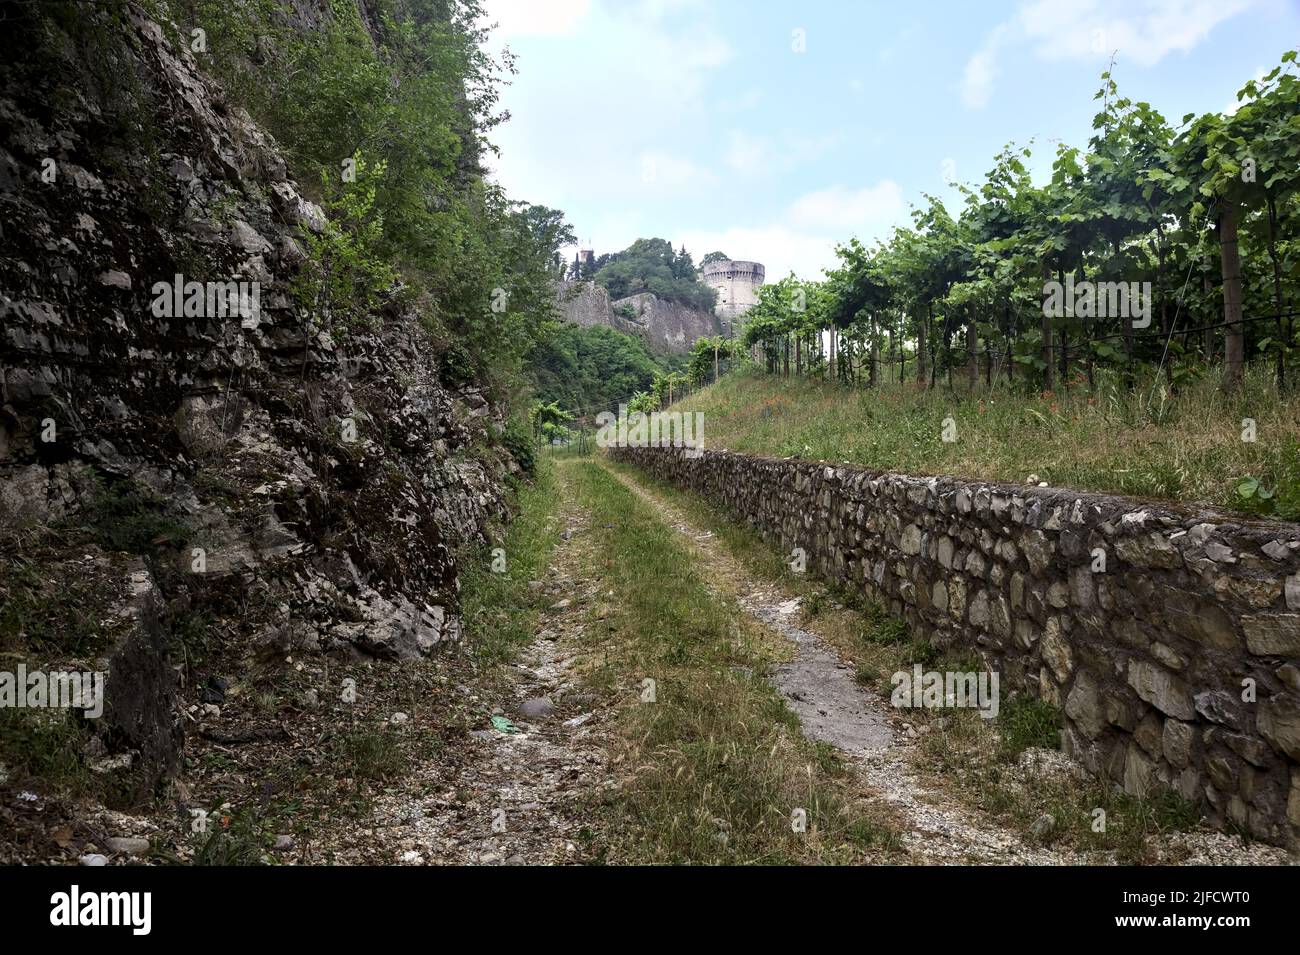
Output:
526 323 683 419
555 237 722 353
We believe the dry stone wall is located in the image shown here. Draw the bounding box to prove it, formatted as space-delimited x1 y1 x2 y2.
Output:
611 445 1300 847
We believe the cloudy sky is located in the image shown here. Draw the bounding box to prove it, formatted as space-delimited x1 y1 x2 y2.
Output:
481 0 1299 280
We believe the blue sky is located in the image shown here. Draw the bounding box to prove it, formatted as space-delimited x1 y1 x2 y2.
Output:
481 0 1300 279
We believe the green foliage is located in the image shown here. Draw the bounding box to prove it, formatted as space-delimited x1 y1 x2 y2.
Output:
626 391 656 414
593 238 718 311
293 153 396 332
81 474 191 558
502 415 537 476
739 51 1300 397
526 324 676 417
530 400 574 446
191 808 272 866
687 335 738 385
333 728 408 783
997 696 1062 758
0 709 89 793
1235 439 1300 519
176 0 572 387
0 559 110 656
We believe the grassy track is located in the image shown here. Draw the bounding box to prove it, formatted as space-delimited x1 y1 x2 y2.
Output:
564 459 902 864
460 462 565 667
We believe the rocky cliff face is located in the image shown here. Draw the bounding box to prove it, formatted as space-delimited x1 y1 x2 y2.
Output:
554 281 719 353
555 281 639 335
0 4 512 806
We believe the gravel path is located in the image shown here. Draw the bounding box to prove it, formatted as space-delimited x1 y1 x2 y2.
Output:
358 500 615 865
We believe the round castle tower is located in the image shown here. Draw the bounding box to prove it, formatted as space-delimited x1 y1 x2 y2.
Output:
700 258 765 332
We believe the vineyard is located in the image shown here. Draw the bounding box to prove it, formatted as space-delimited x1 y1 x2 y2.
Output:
737 53 1300 400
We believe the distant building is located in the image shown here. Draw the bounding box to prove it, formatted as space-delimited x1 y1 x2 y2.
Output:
700 258 765 332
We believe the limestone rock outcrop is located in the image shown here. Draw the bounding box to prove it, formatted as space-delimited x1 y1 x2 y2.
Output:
0 3 513 800
554 281 719 353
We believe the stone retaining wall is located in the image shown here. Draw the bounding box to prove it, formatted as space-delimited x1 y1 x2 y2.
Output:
610 445 1300 847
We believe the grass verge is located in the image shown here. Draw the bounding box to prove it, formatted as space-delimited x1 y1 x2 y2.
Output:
460 461 564 667
677 366 1300 517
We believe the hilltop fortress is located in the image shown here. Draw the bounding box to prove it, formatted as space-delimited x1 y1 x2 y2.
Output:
700 258 765 328
554 254 765 353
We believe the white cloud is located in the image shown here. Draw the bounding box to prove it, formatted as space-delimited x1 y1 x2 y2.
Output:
486 2 733 205
675 225 841 282
721 129 843 177
638 152 716 190
667 180 908 282
1017 0 1252 66
961 25 1007 109
480 0 592 38
787 181 907 233
961 0 1254 108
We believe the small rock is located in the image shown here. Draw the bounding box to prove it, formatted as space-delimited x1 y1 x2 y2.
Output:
518 696 555 718
1203 542 1236 563
79 854 109 866
273 834 294 850
1028 813 1055 840
391 711 409 725
199 675 228 705
105 836 150 855
98 270 132 289
1261 540 1289 561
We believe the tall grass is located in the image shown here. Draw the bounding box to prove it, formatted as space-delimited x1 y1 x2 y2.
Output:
678 366 1300 515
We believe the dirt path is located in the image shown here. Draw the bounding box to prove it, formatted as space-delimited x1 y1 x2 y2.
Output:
360 489 614 865
358 457 1286 866
601 460 1081 865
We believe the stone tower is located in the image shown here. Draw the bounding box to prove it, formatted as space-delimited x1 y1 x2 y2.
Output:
700 258 765 333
